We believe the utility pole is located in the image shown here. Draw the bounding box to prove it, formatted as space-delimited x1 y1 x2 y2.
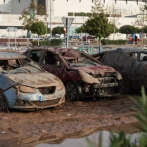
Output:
50 0 52 38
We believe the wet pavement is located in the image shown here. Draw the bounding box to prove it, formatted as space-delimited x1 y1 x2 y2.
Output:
0 95 140 147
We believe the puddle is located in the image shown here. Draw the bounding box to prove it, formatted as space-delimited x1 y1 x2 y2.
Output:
0 122 142 147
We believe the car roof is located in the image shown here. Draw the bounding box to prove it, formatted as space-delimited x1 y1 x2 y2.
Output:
0 51 27 60
116 48 146 53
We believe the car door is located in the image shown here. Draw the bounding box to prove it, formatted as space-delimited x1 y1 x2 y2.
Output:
39 51 64 79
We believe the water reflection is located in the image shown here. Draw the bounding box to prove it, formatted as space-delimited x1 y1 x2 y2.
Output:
36 131 144 147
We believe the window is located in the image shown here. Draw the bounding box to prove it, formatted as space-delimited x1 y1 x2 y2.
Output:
44 52 57 66
29 50 42 63
4 0 5 3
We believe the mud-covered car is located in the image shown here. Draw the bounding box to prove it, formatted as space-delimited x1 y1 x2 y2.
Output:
0 51 65 111
24 48 122 101
92 48 147 93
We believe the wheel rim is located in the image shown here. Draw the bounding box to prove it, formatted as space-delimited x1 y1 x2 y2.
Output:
0 94 7 111
66 83 77 100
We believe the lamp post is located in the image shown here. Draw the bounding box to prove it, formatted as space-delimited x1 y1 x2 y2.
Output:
50 0 52 38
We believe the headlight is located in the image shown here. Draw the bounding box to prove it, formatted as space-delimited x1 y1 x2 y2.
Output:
16 85 35 93
78 70 100 84
116 71 122 80
57 79 64 91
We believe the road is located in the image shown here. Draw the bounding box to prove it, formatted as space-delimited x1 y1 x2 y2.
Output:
0 94 138 147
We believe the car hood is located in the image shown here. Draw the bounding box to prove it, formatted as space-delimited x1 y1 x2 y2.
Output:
0 73 61 90
70 65 116 75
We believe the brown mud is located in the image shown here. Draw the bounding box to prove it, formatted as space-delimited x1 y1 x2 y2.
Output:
0 95 140 147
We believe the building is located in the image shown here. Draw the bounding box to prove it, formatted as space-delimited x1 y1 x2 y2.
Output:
0 0 144 37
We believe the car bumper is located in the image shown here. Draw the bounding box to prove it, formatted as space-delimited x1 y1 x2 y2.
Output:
4 87 65 110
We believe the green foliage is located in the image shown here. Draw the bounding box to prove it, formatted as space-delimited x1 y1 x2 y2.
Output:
109 23 119 34
47 28 50 34
101 39 127 45
84 13 111 39
52 26 64 35
30 21 46 36
31 39 62 47
119 25 138 34
19 0 48 30
86 87 147 147
75 26 86 33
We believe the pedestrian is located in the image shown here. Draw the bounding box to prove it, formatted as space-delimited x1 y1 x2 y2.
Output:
129 35 133 45
135 35 138 45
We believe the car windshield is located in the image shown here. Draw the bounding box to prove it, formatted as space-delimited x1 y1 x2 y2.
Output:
67 57 101 67
0 59 44 74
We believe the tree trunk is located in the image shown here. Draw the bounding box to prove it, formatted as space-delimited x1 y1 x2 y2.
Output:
38 35 39 46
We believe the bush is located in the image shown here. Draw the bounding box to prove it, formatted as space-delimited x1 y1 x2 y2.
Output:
31 39 62 47
101 39 127 45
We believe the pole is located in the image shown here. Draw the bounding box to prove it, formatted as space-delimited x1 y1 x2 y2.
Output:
50 0 52 38
66 18 69 48
15 28 16 49
8 27 10 50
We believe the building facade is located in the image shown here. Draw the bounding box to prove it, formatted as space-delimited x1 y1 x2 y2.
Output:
0 0 144 37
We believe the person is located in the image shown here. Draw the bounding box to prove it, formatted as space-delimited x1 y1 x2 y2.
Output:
135 35 138 45
129 35 133 44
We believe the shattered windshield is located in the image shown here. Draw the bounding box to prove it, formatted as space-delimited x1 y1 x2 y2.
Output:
0 59 44 74
67 57 101 67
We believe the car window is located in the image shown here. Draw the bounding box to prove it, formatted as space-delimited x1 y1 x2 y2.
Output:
138 53 147 61
29 50 42 63
44 52 57 66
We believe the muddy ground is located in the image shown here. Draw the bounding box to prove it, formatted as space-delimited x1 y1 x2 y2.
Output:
0 95 139 147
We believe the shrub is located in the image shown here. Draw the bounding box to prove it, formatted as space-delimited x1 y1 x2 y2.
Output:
31 39 62 47
101 39 127 45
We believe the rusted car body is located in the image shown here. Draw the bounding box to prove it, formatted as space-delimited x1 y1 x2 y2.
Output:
0 51 65 111
24 48 122 101
92 48 147 93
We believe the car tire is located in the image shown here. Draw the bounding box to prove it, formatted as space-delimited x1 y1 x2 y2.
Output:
121 76 131 94
0 93 8 112
65 81 80 101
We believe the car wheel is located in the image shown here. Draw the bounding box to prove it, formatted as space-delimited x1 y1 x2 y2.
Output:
65 81 80 101
121 76 131 94
0 93 8 111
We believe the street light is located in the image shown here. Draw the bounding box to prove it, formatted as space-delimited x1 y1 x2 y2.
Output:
50 0 52 38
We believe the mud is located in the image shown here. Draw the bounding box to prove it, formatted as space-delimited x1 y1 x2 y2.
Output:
0 95 139 147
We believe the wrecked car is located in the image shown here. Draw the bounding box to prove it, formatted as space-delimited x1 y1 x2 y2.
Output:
92 48 147 93
0 51 65 111
24 48 122 101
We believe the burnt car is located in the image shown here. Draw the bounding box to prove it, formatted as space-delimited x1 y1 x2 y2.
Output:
24 48 122 101
92 48 147 93
0 51 65 111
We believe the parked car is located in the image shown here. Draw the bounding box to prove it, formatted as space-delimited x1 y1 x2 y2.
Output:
83 36 95 41
0 51 65 111
24 48 122 101
92 48 147 93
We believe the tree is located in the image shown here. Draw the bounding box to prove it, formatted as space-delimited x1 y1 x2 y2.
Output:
84 13 111 52
52 26 64 36
109 23 119 34
119 25 138 34
91 0 105 15
75 26 86 34
30 21 46 46
19 0 48 38
134 4 147 43
107 3 120 40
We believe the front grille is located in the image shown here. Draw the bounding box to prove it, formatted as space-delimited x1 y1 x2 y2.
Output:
38 87 56 95
94 72 116 78
33 98 61 107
